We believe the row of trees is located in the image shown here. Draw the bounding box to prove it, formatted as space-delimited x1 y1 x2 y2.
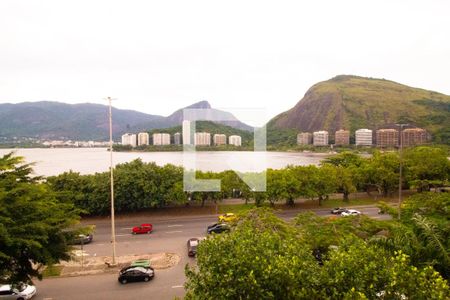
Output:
47 146 450 215
185 192 450 298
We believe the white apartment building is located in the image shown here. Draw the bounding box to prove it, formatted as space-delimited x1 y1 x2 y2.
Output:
182 120 192 145
137 132 149 146
121 133 137 147
355 129 373 146
153 133 171 145
313 131 329 146
229 135 242 146
213 134 227 145
195 132 211 146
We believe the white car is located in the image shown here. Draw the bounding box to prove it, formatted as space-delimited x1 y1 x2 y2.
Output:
0 284 37 299
341 209 361 216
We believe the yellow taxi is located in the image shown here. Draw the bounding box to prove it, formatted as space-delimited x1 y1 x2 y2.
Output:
218 212 237 223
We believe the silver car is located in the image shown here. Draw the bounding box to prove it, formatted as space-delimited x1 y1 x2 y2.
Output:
0 284 37 300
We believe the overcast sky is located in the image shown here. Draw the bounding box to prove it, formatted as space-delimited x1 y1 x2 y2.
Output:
1 0 449 126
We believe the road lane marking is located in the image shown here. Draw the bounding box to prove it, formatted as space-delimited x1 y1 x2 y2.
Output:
121 227 133 230
96 243 104 246
116 234 130 237
172 285 184 289
165 230 183 234
167 224 183 228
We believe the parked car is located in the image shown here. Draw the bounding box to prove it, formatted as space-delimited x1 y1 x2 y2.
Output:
341 209 361 216
132 224 153 234
218 212 237 223
187 238 200 257
207 223 230 234
71 233 93 245
330 207 347 215
0 283 36 299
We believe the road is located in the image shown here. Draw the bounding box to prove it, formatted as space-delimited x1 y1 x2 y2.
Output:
34 206 390 300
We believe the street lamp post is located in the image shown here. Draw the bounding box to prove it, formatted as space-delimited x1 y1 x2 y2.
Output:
396 123 408 220
106 97 117 265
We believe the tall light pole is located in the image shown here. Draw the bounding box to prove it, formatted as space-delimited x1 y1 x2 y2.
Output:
396 123 408 220
106 97 117 265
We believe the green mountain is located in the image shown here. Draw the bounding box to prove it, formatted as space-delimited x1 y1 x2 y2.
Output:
0 101 251 141
268 75 450 145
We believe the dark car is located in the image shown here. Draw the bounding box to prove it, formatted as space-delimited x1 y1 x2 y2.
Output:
70 234 93 245
207 223 230 234
331 207 347 215
118 266 154 284
187 238 200 257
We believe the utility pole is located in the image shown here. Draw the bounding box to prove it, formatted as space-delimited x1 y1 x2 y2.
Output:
396 123 408 220
106 97 117 265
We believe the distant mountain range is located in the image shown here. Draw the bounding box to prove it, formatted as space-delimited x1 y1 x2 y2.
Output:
2 75 449 145
268 75 450 145
0 100 252 141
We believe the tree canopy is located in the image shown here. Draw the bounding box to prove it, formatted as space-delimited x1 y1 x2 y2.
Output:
0 153 82 283
185 208 450 299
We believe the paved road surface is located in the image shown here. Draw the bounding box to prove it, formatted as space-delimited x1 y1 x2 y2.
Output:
34 206 390 300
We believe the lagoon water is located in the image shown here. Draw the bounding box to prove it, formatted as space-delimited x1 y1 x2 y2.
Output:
0 148 330 177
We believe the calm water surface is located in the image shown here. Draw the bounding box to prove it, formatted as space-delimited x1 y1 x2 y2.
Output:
0 148 331 177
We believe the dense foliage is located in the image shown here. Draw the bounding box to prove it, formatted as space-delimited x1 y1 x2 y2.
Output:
185 207 450 299
47 147 450 215
0 153 82 283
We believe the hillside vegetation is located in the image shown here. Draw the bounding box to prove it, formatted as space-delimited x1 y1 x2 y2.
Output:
0 101 251 141
268 75 450 145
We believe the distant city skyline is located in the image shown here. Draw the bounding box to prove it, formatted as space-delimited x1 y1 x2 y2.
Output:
1 0 449 126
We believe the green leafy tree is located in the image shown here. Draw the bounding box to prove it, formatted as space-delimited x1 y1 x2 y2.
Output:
403 146 450 191
311 164 338 205
323 152 364 201
377 192 450 278
362 151 399 196
185 209 450 299
266 169 286 206
323 238 449 299
0 153 82 283
185 209 322 299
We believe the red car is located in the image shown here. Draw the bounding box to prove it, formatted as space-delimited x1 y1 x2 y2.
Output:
132 223 153 234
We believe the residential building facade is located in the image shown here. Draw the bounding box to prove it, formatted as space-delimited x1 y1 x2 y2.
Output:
153 133 171 145
213 134 227 145
229 135 242 146
195 132 211 146
121 133 137 147
137 132 149 146
376 129 399 147
355 129 373 146
334 129 350 145
297 132 312 145
313 131 329 146
174 132 181 145
402 128 427 147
